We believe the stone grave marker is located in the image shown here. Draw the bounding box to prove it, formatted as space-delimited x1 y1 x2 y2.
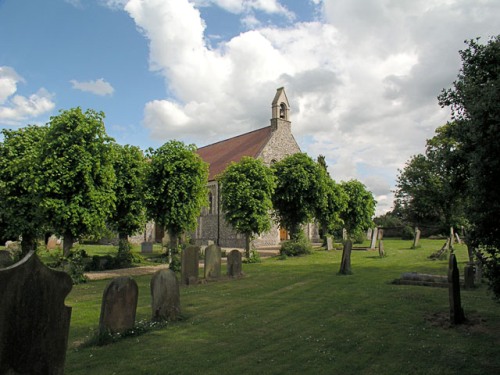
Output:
412 227 421 248
151 269 181 321
181 245 200 285
0 251 72 375
378 228 384 240
342 228 348 241
204 244 221 279
366 228 373 240
464 262 476 289
46 234 60 250
326 236 333 251
141 241 153 254
99 276 138 334
448 254 465 324
227 249 242 277
370 228 378 249
339 240 353 275
378 239 385 257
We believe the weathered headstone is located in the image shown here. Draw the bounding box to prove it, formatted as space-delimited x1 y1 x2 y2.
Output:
455 233 462 245
99 276 138 334
339 240 352 275
342 228 348 241
0 251 72 375
204 244 221 279
448 254 465 324
141 241 153 254
366 228 373 241
326 236 333 251
475 260 483 284
464 263 475 289
227 249 242 277
370 228 378 249
181 245 200 285
412 227 421 248
377 228 384 240
151 269 181 321
378 239 385 257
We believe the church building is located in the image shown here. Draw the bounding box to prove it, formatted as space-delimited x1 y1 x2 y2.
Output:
192 87 319 248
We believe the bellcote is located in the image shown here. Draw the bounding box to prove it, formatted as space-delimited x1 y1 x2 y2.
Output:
271 87 291 131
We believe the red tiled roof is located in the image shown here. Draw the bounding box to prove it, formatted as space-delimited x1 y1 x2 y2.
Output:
197 126 273 181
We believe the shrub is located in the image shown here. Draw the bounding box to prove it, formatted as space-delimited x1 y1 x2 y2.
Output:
353 230 366 244
402 226 414 240
243 249 261 263
280 234 312 257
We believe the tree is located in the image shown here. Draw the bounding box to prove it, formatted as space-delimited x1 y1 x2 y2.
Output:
108 143 147 257
39 108 116 256
145 140 208 254
218 156 276 258
438 36 500 297
0 125 47 254
340 180 376 237
315 157 347 239
272 153 323 241
395 123 467 233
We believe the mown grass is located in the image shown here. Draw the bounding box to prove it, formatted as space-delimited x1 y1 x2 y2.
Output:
64 239 500 375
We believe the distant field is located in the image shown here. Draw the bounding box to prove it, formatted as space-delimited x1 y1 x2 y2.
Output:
63 239 500 375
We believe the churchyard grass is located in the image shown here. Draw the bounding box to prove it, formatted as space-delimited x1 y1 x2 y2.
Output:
64 239 500 374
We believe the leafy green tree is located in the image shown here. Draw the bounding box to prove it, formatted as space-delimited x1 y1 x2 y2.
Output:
0 125 47 254
315 158 347 239
272 153 323 241
39 108 116 256
395 123 467 232
218 156 276 258
340 180 376 237
145 140 208 256
438 36 500 297
109 143 147 261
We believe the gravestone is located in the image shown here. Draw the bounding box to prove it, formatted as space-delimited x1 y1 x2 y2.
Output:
181 245 200 285
378 240 385 257
99 276 138 334
151 269 181 321
0 251 72 375
366 228 373 240
342 228 348 241
370 228 378 249
378 228 384 240
448 254 465 324
464 263 475 289
204 244 221 279
326 236 333 251
455 233 462 245
475 260 483 284
227 249 242 277
412 227 421 248
141 241 153 254
339 240 352 275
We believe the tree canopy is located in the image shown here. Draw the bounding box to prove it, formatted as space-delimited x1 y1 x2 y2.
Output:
218 156 276 258
438 36 500 297
39 108 116 256
0 125 47 253
340 180 376 237
109 143 147 242
272 153 323 241
145 140 208 249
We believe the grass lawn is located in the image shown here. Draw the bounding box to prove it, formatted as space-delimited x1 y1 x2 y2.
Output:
64 239 500 375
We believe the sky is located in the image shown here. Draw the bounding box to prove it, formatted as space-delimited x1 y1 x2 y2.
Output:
0 0 499 215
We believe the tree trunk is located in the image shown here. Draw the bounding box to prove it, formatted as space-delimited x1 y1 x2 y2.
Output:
63 231 74 257
20 233 36 256
245 233 251 259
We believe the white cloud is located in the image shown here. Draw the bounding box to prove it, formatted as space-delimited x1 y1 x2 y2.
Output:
122 0 499 215
0 66 55 125
70 78 115 96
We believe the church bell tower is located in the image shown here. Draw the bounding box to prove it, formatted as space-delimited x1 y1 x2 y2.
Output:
271 87 291 132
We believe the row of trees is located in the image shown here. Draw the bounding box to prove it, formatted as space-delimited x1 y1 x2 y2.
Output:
219 153 376 257
394 36 500 298
0 108 211 260
1 108 376 263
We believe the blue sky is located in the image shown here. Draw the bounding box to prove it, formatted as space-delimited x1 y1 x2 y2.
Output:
1 0 499 214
